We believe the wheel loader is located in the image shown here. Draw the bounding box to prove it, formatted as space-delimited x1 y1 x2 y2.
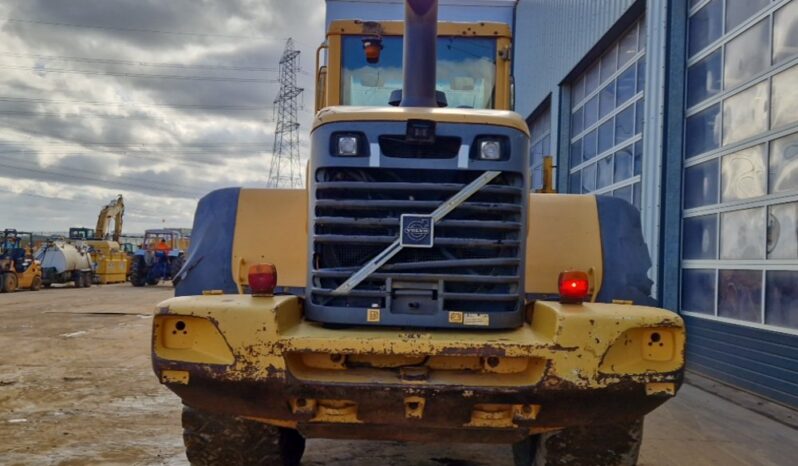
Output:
0 229 42 292
152 2 685 464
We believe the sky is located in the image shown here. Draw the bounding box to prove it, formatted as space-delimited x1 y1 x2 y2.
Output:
0 0 325 234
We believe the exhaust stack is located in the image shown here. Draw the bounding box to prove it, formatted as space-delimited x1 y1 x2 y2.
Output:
399 0 438 108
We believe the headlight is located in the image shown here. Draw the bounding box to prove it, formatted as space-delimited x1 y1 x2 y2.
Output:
479 140 502 160
331 132 366 157
338 136 359 155
472 136 509 161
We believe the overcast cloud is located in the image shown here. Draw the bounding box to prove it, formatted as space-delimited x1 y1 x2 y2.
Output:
0 0 325 233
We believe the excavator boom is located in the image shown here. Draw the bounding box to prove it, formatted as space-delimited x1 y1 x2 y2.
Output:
95 194 125 242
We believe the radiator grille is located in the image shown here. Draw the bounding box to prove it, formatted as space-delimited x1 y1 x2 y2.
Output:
310 167 525 317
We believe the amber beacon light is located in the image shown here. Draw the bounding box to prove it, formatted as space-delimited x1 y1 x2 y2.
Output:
362 36 383 64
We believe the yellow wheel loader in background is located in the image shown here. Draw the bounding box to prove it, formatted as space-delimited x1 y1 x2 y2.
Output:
152 1 685 465
0 229 42 292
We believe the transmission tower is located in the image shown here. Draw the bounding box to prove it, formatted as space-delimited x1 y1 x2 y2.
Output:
267 38 304 188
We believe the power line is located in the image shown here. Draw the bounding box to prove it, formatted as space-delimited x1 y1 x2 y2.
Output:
1 151 271 194
0 186 160 217
0 140 273 148
0 51 277 72
2 17 273 41
0 129 275 164
0 147 272 170
0 149 236 169
0 110 272 122
0 95 275 110
0 157 210 198
0 63 280 83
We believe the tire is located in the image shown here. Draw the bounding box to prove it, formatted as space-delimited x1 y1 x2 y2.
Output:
1 273 17 293
73 271 82 288
130 258 146 287
30 276 42 291
513 418 643 466
182 406 305 466
170 255 185 285
83 272 93 288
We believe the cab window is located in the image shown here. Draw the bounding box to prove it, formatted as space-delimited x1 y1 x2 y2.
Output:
341 35 497 109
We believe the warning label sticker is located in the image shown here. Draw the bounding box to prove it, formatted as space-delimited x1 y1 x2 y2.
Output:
463 313 490 326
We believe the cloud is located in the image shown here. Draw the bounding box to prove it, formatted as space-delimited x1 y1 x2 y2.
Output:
0 0 324 233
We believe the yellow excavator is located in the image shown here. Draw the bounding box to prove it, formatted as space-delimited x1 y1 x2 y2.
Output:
69 195 129 284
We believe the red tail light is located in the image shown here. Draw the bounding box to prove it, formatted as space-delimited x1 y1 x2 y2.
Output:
248 263 277 297
558 271 590 304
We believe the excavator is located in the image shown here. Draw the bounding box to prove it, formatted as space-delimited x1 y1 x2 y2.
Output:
150 2 685 465
69 195 128 284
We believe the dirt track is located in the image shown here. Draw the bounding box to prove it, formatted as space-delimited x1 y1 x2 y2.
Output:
0 284 795 465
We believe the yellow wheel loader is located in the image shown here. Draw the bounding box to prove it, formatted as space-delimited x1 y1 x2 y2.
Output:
1 229 42 292
152 2 685 465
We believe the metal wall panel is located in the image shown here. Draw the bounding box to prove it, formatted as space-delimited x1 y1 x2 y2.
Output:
514 0 636 117
684 316 798 409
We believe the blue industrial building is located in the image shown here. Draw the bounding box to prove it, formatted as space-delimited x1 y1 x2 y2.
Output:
325 0 798 409
515 0 798 409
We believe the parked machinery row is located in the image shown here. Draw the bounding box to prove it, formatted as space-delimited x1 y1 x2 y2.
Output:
1 195 190 293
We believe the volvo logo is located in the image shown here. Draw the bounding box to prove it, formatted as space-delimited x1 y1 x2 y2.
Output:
400 214 434 248
405 220 430 241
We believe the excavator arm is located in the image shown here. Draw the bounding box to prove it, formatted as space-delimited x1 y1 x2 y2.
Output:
95 195 125 242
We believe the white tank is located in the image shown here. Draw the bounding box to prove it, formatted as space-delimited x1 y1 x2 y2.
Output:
35 239 94 274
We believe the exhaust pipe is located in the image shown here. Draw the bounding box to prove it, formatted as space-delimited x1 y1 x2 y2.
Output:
400 0 438 108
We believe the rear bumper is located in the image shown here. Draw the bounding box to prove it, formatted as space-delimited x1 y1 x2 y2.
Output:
152 295 685 442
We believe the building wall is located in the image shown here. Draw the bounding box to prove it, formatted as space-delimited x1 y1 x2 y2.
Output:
514 0 636 117
514 0 666 293
515 0 798 409
678 0 798 409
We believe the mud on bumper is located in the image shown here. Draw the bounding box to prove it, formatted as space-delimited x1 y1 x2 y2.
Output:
152 295 684 442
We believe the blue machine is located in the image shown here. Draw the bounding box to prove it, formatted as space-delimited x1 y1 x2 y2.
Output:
130 229 186 287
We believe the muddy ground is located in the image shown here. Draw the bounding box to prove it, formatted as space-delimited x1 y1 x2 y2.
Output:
0 284 794 465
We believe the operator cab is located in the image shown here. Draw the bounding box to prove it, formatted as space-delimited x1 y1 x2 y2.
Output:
1 230 36 272
69 227 96 241
143 230 180 252
316 20 513 112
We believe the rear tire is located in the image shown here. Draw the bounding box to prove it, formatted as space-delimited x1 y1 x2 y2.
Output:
1 273 17 293
73 271 82 288
170 255 185 286
513 418 643 466
182 406 305 466
83 272 93 287
130 257 146 287
30 276 42 291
